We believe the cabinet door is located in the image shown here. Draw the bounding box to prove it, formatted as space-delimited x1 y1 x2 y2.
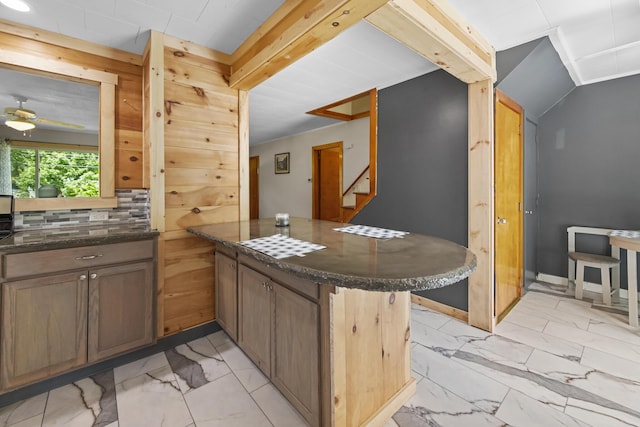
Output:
215 252 237 340
1 272 88 390
272 283 320 427
88 261 154 363
238 265 271 376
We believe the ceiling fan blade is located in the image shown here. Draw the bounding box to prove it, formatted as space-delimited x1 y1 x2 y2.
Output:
4 107 17 115
36 117 85 129
15 108 37 119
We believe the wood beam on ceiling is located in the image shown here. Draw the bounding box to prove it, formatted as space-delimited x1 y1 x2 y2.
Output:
228 0 389 90
0 19 143 66
365 0 496 84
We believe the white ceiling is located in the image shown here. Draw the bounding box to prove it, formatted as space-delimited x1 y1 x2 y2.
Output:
447 0 640 85
1 0 639 144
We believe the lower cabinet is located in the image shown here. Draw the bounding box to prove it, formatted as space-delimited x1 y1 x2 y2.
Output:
88 262 154 362
271 283 319 425
237 263 320 427
238 265 272 376
0 239 156 391
1 272 88 390
214 251 237 341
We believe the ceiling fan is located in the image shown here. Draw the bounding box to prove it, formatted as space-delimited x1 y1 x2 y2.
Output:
1 96 84 132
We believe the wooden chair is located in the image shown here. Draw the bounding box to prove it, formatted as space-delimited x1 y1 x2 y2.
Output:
569 251 620 304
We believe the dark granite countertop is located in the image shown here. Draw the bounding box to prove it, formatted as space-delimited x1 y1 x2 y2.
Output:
0 223 158 253
188 218 476 292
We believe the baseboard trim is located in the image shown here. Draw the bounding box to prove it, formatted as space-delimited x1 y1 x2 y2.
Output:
535 273 629 299
361 378 416 427
0 321 221 407
411 294 468 322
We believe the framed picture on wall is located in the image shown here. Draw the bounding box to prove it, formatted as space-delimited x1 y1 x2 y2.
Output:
275 152 290 174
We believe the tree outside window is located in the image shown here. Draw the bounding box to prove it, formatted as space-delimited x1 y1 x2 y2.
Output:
10 146 99 198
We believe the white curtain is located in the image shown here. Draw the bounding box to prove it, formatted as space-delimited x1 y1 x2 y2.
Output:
0 139 11 195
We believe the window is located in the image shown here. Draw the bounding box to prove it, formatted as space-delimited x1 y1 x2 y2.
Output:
10 142 99 198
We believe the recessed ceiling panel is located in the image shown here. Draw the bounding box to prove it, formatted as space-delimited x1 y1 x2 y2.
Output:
536 0 610 26
575 51 618 83
560 12 615 59
614 43 640 78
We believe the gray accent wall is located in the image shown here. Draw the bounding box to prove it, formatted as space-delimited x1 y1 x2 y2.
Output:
354 70 469 310
537 73 640 284
496 38 542 85
496 37 576 288
498 38 575 120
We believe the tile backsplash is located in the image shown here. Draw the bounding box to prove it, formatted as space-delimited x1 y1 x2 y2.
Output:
14 189 150 231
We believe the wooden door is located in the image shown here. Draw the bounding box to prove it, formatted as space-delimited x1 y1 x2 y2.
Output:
1 272 88 390
87 262 154 363
215 251 238 340
249 156 259 219
312 142 343 222
495 89 524 319
238 265 271 376
271 282 320 427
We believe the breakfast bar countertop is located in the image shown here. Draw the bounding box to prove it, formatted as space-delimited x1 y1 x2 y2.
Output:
0 224 158 253
188 217 476 292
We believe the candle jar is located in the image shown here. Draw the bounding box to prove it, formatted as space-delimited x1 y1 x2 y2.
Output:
275 213 289 227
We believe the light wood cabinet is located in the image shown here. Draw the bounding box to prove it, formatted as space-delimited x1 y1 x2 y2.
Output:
238 265 272 376
88 261 154 363
272 283 319 425
214 251 237 341
0 238 156 391
1 272 88 390
237 262 320 427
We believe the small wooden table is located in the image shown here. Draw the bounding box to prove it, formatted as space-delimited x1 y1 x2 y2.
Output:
609 234 640 327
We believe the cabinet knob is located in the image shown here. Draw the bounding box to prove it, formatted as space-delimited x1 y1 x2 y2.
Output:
79 274 87 280
90 273 97 279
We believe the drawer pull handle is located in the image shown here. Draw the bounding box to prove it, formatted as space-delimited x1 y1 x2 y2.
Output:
79 274 87 280
90 273 97 279
76 254 103 261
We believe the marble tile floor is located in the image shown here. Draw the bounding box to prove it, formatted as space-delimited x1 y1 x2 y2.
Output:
2 281 640 427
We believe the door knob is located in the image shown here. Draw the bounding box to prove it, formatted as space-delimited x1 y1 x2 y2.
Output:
497 217 508 224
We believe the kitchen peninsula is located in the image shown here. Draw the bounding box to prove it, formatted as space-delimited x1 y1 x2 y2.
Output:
188 217 476 427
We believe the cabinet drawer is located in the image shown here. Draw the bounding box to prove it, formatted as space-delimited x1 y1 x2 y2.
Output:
3 239 154 280
238 254 318 301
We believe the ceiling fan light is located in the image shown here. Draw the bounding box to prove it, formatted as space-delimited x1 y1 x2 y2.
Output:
5 119 35 131
0 0 30 12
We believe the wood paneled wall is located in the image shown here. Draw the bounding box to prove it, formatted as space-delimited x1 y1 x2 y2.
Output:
0 23 145 189
163 46 239 231
148 33 241 336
